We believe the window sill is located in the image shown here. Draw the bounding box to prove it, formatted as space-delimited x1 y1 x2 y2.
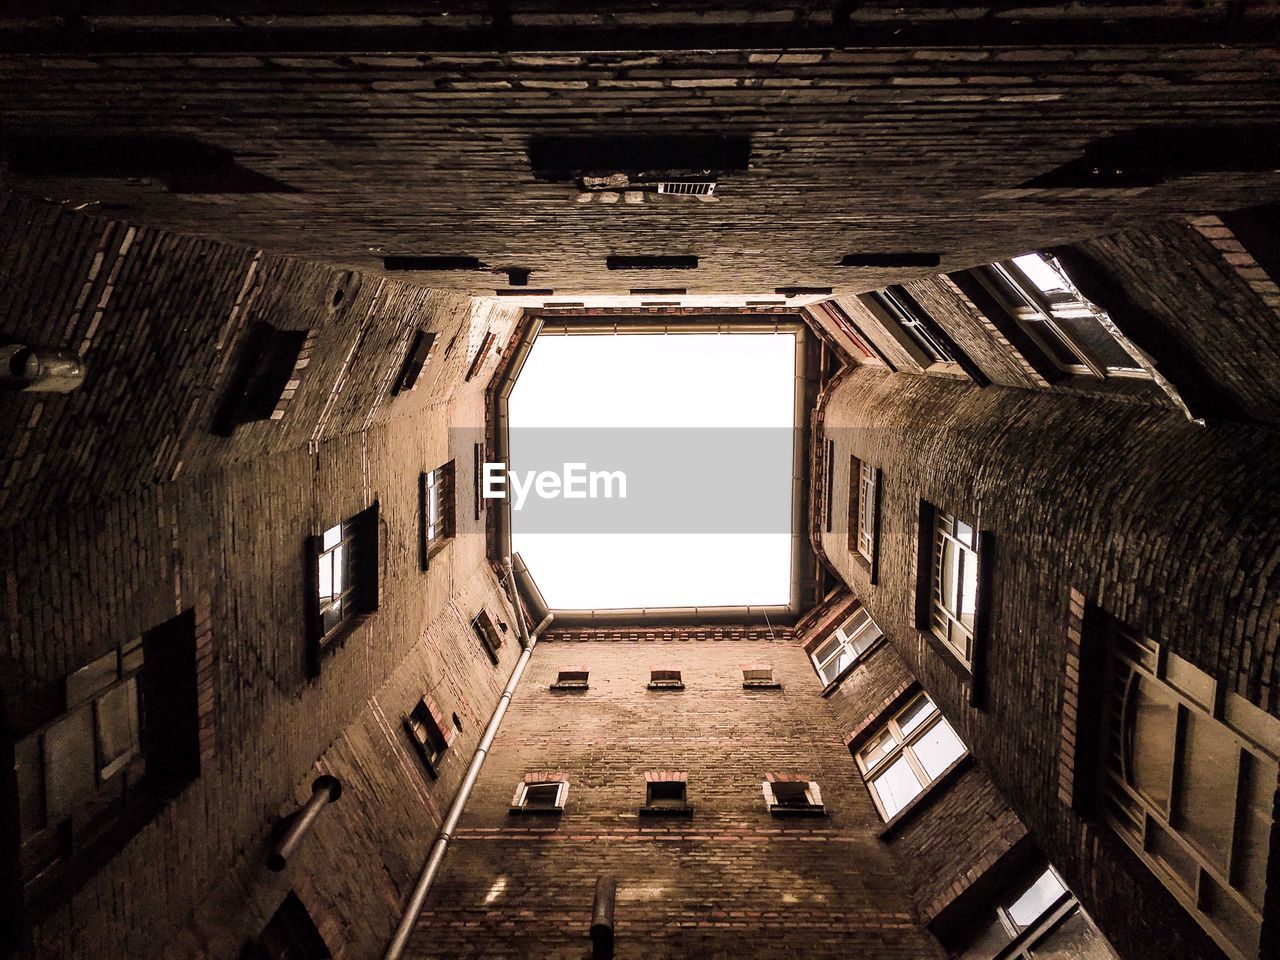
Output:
508 806 564 816
550 682 589 692
876 753 972 840
768 804 826 818
309 613 373 677
639 804 694 817
743 681 783 690
647 682 685 691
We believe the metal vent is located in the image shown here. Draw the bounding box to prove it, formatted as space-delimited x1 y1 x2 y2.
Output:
658 180 717 196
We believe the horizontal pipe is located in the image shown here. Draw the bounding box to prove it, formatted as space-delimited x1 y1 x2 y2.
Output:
268 776 341 872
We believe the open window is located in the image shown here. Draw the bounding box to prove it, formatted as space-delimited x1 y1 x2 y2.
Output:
1097 624 1279 960
420 461 456 568
404 696 452 778
742 665 781 690
641 772 692 816
808 606 884 689
510 775 568 814
472 609 504 665
306 503 379 675
849 456 881 575
861 286 967 377
212 322 310 436
465 330 498 382
854 692 968 823
921 503 984 673
648 669 684 691
970 253 1147 379
392 329 437 396
550 670 589 691
762 776 826 816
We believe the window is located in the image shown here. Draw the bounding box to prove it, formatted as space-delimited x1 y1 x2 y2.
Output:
247 891 332 960
465 330 498 382
848 457 879 567
404 696 452 777
212 322 310 435
957 862 1116 960
421 461 456 566
973 253 1146 378
10 612 201 905
472 609 504 665
809 606 884 687
762 776 826 816
1099 626 1280 960
551 670 589 691
391 329 437 395
928 506 981 670
814 301 883 364
742 665 781 690
823 438 836 533
648 670 684 691
864 286 957 369
855 692 967 821
307 504 379 673
641 773 691 815
510 775 568 813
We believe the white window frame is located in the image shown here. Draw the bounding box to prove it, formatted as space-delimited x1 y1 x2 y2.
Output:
511 779 569 812
930 508 980 669
424 460 455 551
809 607 884 686
978 253 1148 379
761 779 825 815
864 287 964 375
1100 627 1280 960
850 457 877 563
855 692 968 822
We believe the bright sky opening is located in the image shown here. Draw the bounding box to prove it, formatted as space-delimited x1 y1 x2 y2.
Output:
507 332 796 610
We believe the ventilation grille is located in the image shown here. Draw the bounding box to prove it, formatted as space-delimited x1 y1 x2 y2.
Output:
658 180 717 196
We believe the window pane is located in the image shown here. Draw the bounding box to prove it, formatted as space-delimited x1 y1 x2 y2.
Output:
525 783 562 807
942 540 961 614
872 755 924 819
1056 313 1140 371
913 717 966 780
1014 253 1068 294
959 549 978 632
96 679 140 778
331 544 346 595
1204 876 1261 958
1129 678 1179 813
1237 752 1278 909
66 650 118 708
15 733 46 838
954 519 974 548
1178 713 1240 872
812 635 843 667
44 705 96 823
858 728 898 770
318 552 334 603
1007 868 1067 929
820 648 854 685
847 613 882 654
839 609 870 641
1148 821 1199 895
897 695 936 737
322 523 342 550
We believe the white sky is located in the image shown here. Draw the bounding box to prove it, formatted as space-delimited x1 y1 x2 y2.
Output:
507 332 796 609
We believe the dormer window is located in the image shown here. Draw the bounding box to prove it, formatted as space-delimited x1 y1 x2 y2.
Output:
808 606 884 688
472 609 503 664
404 696 452 777
648 670 684 691
762 776 825 816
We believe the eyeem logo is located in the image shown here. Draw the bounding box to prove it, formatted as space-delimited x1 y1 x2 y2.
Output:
483 462 628 510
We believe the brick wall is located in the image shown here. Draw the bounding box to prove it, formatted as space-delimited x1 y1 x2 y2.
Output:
818 365 1280 960
407 637 945 959
0 9 1277 296
0 196 524 959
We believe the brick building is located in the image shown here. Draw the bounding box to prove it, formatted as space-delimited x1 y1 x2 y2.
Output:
0 5 1278 960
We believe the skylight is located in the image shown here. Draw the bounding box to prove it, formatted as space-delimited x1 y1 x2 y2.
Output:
506 331 796 610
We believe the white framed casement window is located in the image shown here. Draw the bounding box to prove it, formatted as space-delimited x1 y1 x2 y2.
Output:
1099 626 1280 960
307 503 378 674
316 520 354 638
511 777 569 813
855 692 967 821
862 286 964 375
975 252 1147 379
809 606 884 686
422 460 456 560
930 508 980 669
762 777 826 816
849 456 878 565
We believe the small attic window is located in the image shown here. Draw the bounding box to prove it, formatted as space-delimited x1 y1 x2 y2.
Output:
472 609 504 665
465 331 498 382
212 322 310 436
551 670 589 691
763 777 826 816
648 670 684 691
404 695 452 777
641 772 691 816
743 665 782 690
392 330 437 396
511 775 568 814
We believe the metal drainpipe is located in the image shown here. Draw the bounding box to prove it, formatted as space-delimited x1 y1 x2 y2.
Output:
383 560 552 960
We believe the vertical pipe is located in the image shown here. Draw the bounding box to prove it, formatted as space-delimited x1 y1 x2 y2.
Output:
591 876 617 959
382 562 552 960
